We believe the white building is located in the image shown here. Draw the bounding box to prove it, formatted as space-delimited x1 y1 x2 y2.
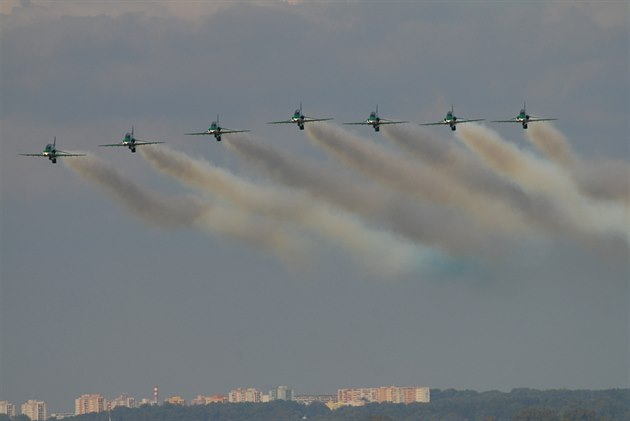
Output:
269 386 294 401
21 400 47 421
0 401 16 417
228 388 261 403
337 386 430 405
75 394 105 415
110 394 136 409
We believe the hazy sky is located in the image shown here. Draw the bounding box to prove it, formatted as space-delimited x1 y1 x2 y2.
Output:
1 0 628 413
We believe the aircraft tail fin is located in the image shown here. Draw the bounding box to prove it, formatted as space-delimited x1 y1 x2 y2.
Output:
53 136 56 148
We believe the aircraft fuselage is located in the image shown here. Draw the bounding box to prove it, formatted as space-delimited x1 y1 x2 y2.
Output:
516 111 530 128
291 113 305 130
444 113 458 130
119 133 138 151
42 145 58 162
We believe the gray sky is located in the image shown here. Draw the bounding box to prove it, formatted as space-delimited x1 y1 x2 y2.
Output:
1 0 628 413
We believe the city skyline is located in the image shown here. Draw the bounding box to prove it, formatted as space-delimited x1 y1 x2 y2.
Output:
1 0 628 413
1 383 430 414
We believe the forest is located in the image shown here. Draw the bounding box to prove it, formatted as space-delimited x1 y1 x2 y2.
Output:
2 389 629 421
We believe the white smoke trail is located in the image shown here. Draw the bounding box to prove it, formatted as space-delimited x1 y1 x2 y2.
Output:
382 124 528 206
305 122 530 236
526 122 629 204
381 124 599 244
225 134 516 258
63 153 312 266
456 124 628 242
141 144 420 276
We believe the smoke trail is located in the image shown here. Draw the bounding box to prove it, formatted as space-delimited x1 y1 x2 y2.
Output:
63 154 312 266
382 124 529 206
524 122 578 168
381 124 599 243
456 124 628 241
526 122 629 204
225 134 515 258
305 122 530 235
64 153 205 227
141 145 420 276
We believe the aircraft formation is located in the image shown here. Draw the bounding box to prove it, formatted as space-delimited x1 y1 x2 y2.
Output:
20 103 556 163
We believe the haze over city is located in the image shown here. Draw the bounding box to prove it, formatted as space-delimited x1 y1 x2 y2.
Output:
1 0 628 414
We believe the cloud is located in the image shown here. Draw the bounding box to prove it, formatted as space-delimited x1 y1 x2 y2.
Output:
545 1 628 29
2 0 227 20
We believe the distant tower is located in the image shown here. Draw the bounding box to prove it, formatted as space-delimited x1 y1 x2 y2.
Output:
153 385 159 405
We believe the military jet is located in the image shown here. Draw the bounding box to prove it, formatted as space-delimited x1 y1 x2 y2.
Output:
344 105 408 132
99 127 163 153
420 105 483 131
20 137 84 164
492 102 557 129
267 103 332 130
185 115 250 142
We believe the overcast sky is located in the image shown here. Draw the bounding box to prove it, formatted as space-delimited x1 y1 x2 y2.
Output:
1 0 628 413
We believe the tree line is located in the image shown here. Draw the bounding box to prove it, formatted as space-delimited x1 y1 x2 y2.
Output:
2 388 628 421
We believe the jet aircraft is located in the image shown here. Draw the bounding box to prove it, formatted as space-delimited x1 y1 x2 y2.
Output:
185 115 250 141
267 103 332 130
492 102 557 129
99 127 163 152
20 137 85 164
344 105 408 132
420 105 483 131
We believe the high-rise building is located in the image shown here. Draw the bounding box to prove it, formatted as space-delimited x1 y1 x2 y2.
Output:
110 394 136 409
164 396 186 406
228 388 261 403
337 386 430 405
337 388 378 405
269 386 294 401
0 401 16 417
400 386 430 404
21 400 47 421
191 395 227 405
75 394 106 415
294 395 336 405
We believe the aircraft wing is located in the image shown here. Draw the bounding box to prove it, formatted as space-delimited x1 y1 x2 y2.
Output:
55 150 85 156
220 129 250 135
378 119 408 125
455 118 484 124
303 117 333 123
492 118 520 123
527 117 557 122
344 120 407 126
420 121 448 126
185 132 212 135
134 140 165 145
22 150 85 156
492 117 557 123
267 119 295 124
98 142 127 147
